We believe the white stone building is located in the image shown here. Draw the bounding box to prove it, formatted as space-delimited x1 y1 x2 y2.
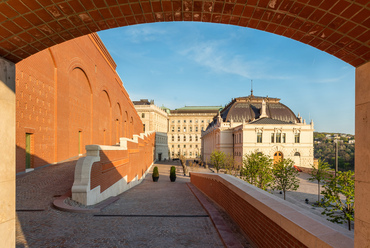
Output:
201 95 314 168
167 106 221 159
133 99 169 161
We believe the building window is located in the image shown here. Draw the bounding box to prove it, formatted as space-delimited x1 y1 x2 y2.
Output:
196 145 198 148
143 124 145 132
172 145 174 148
178 136 180 141
190 120 192 123
183 127 186 132
190 135 192 141
195 119 198 123
271 133 275 143
195 135 198 141
178 120 180 123
177 127 180 132
295 133 300 143
178 145 180 148
172 152 174 157
276 133 281 143
190 126 192 132
294 152 300 156
195 126 198 132
257 133 262 143
142 113 145 118
171 126 174 132
172 120 174 123
282 133 286 143
201 127 204 131
184 120 186 123
172 136 174 142
190 145 192 148
202 120 204 123
190 152 192 156
184 145 186 148
184 136 186 142
184 152 186 156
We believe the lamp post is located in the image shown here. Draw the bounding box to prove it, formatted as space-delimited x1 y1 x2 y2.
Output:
334 137 338 177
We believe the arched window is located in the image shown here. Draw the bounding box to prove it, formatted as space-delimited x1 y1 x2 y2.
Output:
294 152 300 156
172 135 174 142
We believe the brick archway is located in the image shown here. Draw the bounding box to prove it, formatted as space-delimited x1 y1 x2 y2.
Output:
1 1 369 247
0 0 368 67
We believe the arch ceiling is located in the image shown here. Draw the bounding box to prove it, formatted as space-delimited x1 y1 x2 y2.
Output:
0 0 369 66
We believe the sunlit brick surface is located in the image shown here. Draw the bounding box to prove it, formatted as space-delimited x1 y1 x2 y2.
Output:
15 33 142 173
0 0 369 66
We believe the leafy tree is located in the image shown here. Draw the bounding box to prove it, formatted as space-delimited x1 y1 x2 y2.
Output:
308 159 331 203
224 153 238 176
272 159 300 200
240 152 273 190
210 150 226 173
320 170 355 230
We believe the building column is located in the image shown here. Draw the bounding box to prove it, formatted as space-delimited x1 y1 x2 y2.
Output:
0 57 15 246
355 61 370 248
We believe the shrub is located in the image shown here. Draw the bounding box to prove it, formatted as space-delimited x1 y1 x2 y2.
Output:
170 166 176 177
152 166 159 178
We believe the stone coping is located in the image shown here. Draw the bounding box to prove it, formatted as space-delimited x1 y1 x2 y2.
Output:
53 190 119 213
190 172 354 248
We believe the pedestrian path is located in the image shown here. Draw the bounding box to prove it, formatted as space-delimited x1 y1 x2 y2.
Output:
16 160 251 247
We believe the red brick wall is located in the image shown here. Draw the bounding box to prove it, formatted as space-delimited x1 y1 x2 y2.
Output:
16 34 143 173
90 133 155 192
191 174 307 248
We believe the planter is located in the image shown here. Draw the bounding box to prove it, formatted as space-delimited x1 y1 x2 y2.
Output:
170 176 176 182
153 176 159 182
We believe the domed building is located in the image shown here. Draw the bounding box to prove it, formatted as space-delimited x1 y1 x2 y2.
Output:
201 94 314 168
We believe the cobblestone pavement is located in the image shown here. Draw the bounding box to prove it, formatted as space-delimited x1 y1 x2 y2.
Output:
16 160 247 248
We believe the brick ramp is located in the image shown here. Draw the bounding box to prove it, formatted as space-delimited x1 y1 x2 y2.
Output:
187 182 251 248
18 161 250 247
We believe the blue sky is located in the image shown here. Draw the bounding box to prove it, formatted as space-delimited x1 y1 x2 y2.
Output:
98 22 355 135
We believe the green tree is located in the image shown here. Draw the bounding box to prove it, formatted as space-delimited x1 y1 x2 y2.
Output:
272 159 300 200
308 159 331 203
224 153 238 176
210 150 226 173
240 152 273 190
320 170 355 231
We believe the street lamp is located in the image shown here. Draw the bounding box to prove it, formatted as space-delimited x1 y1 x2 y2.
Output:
334 137 339 177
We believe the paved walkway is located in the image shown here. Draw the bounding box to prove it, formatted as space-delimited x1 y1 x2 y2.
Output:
16 160 251 247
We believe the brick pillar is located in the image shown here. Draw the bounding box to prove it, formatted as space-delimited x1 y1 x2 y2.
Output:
355 61 370 247
0 57 15 246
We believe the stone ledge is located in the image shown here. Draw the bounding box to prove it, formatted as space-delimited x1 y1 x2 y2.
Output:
53 190 119 214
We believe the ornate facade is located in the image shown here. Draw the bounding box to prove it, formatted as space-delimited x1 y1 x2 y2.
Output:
202 95 314 168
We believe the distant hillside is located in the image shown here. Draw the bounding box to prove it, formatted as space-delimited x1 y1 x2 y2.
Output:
314 132 354 171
